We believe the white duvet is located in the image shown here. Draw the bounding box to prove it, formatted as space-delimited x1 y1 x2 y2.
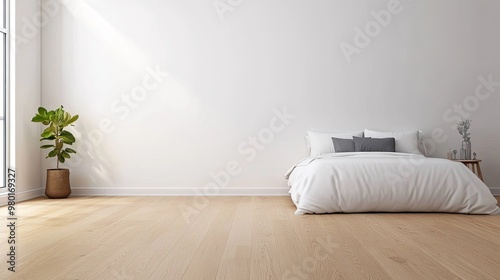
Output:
285 152 500 215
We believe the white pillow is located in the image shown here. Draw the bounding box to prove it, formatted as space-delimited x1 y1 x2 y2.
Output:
364 129 424 155
307 131 364 156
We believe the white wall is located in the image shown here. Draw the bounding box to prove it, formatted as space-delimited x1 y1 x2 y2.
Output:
9 0 43 202
41 0 500 195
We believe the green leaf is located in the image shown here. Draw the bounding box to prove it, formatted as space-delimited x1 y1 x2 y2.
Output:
56 107 64 121
47 150 58 158
40 145 55 149
31 115 46 122
38 107 47 116
61 151 71 159
58 154 65 163
41 136 56 141
65 148 77 154
41 130 54 138
60 139 74 145
64 112 70 123
60 131 76 142
60 140 72 145
65 115 79 126
42 126 53 134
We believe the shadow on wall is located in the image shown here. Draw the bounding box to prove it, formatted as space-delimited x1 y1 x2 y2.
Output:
64 122 115 188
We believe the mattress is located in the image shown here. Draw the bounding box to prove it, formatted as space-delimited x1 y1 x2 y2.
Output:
285 152 500 215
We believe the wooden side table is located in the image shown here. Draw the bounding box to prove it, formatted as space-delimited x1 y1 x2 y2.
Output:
452 159 483 181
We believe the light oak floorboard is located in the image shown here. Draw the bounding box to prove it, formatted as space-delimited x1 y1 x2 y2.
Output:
0 196 498 280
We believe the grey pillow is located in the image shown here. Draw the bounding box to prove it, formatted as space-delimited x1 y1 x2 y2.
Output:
353 136 396 152
331 137 355 153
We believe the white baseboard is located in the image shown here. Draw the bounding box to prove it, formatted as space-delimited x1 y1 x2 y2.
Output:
2 186 494 202
0 188 44 206
490 187 500 196
70 187 290 197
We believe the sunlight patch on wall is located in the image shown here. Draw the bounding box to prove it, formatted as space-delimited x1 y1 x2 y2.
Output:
61 0 147 67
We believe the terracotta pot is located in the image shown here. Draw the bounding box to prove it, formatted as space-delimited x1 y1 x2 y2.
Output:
45 169 71 199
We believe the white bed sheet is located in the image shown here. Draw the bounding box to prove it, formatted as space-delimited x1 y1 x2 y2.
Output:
286 152 500 215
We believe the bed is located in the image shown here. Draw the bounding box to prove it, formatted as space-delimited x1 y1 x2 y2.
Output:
285 130 500 215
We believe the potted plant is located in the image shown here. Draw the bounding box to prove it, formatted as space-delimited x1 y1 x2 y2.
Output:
32 106 79 198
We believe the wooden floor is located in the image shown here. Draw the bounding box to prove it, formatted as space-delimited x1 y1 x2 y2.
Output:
0 196 499 280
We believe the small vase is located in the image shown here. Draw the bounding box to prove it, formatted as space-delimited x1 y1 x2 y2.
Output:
462 140 471 160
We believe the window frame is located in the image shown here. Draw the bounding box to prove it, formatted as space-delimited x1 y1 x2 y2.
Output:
0 0 9 191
